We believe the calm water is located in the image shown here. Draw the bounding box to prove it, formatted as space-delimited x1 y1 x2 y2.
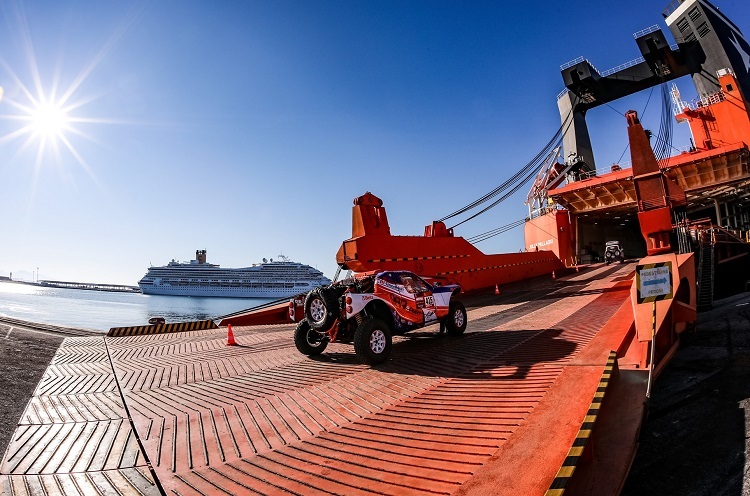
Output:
0 281 276 332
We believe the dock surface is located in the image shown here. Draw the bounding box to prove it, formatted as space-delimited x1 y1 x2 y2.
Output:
1 264 636 495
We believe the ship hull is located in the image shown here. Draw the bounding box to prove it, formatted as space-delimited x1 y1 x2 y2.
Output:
138 253 330 298
138 283 311 298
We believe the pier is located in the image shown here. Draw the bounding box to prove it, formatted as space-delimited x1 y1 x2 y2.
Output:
38 280 141 293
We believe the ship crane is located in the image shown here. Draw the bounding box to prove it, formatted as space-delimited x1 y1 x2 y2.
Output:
524 146 568 219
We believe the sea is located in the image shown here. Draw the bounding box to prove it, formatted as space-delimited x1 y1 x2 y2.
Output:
0 281 276 332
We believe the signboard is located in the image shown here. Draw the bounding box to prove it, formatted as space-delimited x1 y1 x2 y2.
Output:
635 262 673 304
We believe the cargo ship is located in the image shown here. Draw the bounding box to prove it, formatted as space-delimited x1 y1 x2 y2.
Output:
138 250 331 298
524 0 750 307
224 0 749 330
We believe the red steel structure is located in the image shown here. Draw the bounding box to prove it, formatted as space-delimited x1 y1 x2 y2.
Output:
335 192 564 291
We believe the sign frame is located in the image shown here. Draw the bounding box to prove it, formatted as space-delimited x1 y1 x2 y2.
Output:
635 261 674 304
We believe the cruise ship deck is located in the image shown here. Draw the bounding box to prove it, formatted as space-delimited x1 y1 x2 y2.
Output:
1 263 641 495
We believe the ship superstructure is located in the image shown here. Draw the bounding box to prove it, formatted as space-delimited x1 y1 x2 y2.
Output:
138 250 331 298
525 0 750 305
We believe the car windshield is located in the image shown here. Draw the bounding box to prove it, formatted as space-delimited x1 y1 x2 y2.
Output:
400 274 429 294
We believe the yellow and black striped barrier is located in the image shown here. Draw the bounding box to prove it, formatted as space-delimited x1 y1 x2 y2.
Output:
107 319 218 337
545 350 617 496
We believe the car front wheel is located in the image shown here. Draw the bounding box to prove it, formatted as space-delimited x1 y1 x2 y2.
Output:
353 317 392 365
294 320 328 356
444 300 467 335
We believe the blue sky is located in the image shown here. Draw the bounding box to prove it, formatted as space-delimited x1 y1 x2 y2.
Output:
0 0 746 284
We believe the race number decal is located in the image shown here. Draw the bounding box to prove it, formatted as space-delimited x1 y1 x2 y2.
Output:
424 296 435 307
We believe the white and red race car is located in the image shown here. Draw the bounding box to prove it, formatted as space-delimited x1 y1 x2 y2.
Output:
294 270 466 365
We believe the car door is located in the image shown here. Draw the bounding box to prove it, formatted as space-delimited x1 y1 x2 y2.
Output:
401 274 437 324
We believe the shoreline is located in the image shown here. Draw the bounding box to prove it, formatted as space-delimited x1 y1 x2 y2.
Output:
0 315 101 337
1 278 141 294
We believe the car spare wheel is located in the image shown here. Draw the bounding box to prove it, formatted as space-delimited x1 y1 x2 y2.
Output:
304 287 339 330
294 320 328 356
445 300 467 335
353 317 392 365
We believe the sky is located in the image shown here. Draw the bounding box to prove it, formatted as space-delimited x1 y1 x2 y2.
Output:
0 0 746 285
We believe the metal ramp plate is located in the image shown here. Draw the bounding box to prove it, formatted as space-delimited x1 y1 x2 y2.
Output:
1 336 159 495
1 263 634 495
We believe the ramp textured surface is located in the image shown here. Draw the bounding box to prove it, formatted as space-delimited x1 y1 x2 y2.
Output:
1 263 634 495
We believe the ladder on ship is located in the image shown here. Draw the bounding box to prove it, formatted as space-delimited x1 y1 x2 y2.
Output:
696 228 714 311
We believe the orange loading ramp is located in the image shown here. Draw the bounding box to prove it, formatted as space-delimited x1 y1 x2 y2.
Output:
1 263 650 495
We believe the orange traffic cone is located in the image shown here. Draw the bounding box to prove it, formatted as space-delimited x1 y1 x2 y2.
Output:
226 324 238 346
552 271 556 279
494 284 500 295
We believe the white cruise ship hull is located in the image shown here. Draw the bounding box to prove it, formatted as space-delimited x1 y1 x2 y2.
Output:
139 283 318 298
137 254 331 299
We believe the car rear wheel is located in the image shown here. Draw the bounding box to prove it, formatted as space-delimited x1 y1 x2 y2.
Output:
304 287 339 330
444 301 467 335
353 317 392 365
294 320 328 356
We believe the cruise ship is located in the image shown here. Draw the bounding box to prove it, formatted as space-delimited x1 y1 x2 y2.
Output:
138 250 331 298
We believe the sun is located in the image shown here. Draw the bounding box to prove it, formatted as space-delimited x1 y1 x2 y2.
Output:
28 99 70 139
0 86 86 171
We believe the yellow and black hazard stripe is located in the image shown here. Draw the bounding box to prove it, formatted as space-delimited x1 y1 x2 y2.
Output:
107 319 218 337
545 351 617 496
367 254 471 263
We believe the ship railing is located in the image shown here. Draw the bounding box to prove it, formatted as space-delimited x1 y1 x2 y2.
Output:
633 25 661 38
662 1 682 19
601 57 645 77
712 226 747 244
529 204 565 220
676 90 726 114
560 56 603 76
560 56 585 71
577 162 633 179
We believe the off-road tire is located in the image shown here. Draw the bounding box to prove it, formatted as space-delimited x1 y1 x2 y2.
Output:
304 287 339 330
294 320 328 356
353 317 392 365
444 300 467 335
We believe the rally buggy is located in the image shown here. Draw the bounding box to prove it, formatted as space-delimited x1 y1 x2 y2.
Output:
294 270 467 365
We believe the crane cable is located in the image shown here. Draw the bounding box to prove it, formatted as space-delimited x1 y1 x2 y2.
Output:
458 79 675 243
466 217 527 244
450 146 563 229
438 93 580 226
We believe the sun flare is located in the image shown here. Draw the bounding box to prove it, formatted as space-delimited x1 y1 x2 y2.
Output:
28 99 70 138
